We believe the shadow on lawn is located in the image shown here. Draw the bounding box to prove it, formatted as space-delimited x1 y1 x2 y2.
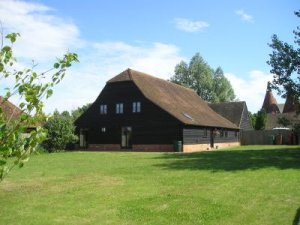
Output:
155 147 300 172
293 207 300 225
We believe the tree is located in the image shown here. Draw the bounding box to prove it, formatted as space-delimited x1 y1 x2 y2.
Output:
267 10 300 112
253 109 267 130
213 67 236 103
71 103 91 120
248 111 257 128
277 116 292 127
170 53 236 102
42 110 78 152
0 32 78 181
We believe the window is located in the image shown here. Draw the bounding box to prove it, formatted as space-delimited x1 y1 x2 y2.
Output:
132 101 141 113
116 103 124 114
100 104 107 114
101 127 106 133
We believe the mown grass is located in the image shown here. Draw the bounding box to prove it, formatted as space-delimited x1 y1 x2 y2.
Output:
0 145 299 225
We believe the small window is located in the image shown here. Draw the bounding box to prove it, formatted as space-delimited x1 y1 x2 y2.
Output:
101 127 106 133
132 101 141 113
100 104 107 114
116 103 124 114
225 131 228 137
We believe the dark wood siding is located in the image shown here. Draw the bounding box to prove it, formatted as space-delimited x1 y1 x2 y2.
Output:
183 128 210 144
214 130 239 143
75 81 182 145
183 126 239 144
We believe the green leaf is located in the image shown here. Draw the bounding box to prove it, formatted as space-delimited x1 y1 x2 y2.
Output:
54 63 60 69
5 33 20 43
47 89 53 98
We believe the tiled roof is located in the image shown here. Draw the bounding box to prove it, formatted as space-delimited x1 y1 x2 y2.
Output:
0 96 23 122
283 94 299 113
209 101 246 128
261 90 280 114
108 69 238 129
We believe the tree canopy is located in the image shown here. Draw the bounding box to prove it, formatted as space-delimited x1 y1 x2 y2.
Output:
71 103 91 121
267 10 300 112
170 53 236 103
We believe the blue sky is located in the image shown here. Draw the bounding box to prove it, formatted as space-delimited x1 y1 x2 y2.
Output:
0 0 299 113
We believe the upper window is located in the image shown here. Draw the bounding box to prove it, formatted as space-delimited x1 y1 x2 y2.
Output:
132 101 141 113
100 104 107 114
116 103 124 114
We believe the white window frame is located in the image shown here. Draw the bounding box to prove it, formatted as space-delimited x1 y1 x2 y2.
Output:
100 104 107 114
116 103 124 114
132 101 141 113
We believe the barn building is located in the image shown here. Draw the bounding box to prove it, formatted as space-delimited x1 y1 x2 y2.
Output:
75 69 240 152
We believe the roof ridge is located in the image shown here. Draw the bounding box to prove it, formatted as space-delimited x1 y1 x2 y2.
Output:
127 68 133 80
128 68 197 94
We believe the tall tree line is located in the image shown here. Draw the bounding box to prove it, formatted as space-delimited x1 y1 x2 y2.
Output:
170 53 236 103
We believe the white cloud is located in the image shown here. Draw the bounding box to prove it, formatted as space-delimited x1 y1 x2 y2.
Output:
45 41 184 112
174 18 209 32
235 9 254 23
225 70 284 112
0 0 185 113
0 0 83 62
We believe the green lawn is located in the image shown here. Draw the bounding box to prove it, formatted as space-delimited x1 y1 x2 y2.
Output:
0 145 299 225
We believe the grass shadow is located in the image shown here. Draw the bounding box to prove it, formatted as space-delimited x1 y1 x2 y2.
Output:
293 207 300 225
154 147 300 172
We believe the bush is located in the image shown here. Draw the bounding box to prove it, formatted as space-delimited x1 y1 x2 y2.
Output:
42 111 78 152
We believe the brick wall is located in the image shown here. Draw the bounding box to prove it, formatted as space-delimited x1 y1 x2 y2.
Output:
183 142 240 153
132 144 173 152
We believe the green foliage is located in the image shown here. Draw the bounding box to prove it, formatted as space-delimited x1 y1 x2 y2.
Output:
267 10 300 113
0 32 79 181
71 103 91 120
253 109 267 130
277 116 292 127
213 67 236 103
170 53 235 102
42 110 78 152
248 111 257 128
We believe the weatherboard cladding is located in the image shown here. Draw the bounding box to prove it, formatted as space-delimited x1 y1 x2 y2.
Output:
107 69 238 129
75 80 182 145
265 112 300 130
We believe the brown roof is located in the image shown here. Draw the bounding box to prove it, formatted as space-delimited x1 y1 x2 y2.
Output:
261 88 280 114
0 96 23 122
265 112 300 130
107 69 238 129
283 94 299 113
209 101 246 128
